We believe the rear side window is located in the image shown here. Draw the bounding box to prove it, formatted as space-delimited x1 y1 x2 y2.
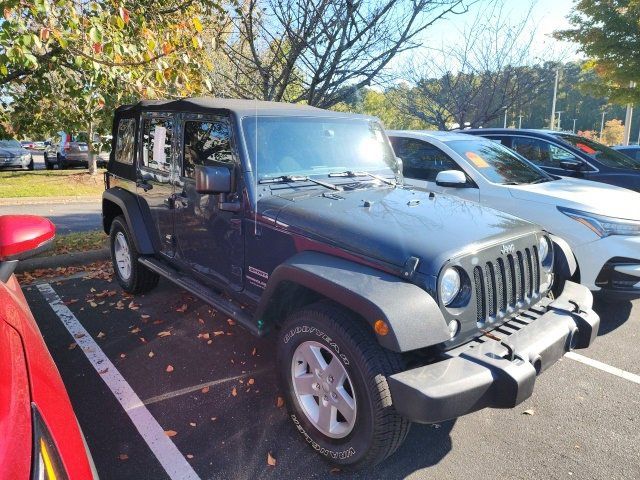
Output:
114 119 135 165
183 120 233 178
141 117 173 173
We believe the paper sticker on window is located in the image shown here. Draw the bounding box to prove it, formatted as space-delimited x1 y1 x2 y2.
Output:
576 143 596 154
465 151 489 168
153 126 167 165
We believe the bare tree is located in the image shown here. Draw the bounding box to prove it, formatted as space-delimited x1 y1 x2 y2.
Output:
395 0 559 129
219 0 473 107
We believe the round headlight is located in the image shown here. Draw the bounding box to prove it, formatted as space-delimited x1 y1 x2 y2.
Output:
440 267 461 306
538 236 551 263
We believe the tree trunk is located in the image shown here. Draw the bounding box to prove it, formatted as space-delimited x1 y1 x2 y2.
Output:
88 122 98 175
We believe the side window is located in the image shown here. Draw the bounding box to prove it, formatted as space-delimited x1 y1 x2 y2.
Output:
548 143 582 166
484 135 509 146
183 120 233 178
511 137 554 167
141 117 173 173
392 137 461 181
114 119 135 165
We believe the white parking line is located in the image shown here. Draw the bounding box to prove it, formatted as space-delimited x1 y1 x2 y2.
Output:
37 283 200 480
565 352 640 385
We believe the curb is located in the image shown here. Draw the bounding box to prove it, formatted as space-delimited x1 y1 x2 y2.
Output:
0 196 102 206
16 248 110 273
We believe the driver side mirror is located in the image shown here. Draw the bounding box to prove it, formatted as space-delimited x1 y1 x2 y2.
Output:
559 159 585 171
435 170 468 188
394 156 404 176
195 165 232 194
0 215 55 282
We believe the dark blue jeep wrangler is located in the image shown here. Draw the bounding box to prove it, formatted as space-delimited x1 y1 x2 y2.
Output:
102 98 599 469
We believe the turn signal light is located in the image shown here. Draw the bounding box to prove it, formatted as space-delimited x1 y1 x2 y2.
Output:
374 319 389 336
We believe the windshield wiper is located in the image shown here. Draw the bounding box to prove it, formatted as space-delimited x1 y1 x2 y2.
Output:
530 177 554 184
328 170 396 186
502 181 523 185
258 175 341 191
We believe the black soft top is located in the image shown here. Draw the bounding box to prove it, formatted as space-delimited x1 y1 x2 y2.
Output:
115 97 375 120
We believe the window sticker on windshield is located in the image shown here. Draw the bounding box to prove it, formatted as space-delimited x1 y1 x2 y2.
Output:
465 151 489 168
153 126 167 165
576 143 596 154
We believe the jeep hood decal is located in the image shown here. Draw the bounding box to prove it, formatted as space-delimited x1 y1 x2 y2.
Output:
267 187 538 274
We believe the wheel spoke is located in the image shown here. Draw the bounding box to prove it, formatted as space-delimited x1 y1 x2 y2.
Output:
301 345 327 373
334 387 356 424
324 357 347 385
293 374 317 396
317 401 334 433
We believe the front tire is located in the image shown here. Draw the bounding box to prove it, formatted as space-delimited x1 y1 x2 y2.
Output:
44 153 53 170
27 156 34 170
277 302 410 469
109 216 159 294
57 154 67 169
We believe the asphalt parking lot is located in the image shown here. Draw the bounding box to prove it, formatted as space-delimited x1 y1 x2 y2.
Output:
22 265 640 480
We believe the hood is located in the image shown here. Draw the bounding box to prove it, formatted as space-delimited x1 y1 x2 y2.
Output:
267 186 538 274
0 148 25 157
508 177 640 221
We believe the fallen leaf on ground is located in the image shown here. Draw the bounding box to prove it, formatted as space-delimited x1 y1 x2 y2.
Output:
276 396 285 408
64 299 79 305
68 342 77 350
198 333 210 340
522 409 535 416
186 454 194 459
148 351 155 358
130 327 141 334
97 331 106 338
251 347 257 356
247 378 255 385
198 318 205 325
166 365 174 372
141 314 150 319
231 387 237 397
118 454 129 461
201 386 210 393
227 318 236 326
267 452 276 467
207 340 212 345
128 301 140 310
152 320 164 325
98 368 108 374
157 331 171 337
90 288 96 293
213 331 224 336
330 467 341 475
74 333 85 339
164 430 177 437
189 422 196 427
176 304 188 313
120 353 126 358
89 301 98 308
211 417 217 421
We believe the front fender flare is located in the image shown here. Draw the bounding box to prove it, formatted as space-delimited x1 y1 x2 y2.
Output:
102 188 156 255
254 251 451 352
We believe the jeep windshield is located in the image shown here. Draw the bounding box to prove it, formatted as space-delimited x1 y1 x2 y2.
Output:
446 139 554 185
242 116 398 181
552 133 640 170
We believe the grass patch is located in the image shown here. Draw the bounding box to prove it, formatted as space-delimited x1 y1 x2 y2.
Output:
42 230 108 257
0 169 106 198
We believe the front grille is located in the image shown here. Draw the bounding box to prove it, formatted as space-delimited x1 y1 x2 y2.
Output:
474 246 541 325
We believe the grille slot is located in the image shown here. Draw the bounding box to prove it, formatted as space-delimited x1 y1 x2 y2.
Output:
474 244 542 324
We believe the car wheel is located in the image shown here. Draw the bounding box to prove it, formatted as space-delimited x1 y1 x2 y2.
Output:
109 215 159 294
277 301 410 469
57 154 67 169
44 153 53 170
27 156 34 170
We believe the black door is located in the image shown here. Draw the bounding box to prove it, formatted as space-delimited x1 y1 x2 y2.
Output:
173 114 244 291
137 113 176 257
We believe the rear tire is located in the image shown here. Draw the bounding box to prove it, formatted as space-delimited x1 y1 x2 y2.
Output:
277 301 410 469
57 154 67 169
27 156 34 170
109 215 159 294
44 153 53 170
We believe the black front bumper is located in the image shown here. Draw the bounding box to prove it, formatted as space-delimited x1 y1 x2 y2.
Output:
388 281 599 423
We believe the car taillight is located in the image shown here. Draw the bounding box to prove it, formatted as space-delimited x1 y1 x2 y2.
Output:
31 404 69 480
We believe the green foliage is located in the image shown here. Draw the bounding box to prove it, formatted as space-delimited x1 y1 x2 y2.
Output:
555 0 640 104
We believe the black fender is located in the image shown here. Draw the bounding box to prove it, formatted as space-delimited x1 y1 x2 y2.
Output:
254 251 451 352
550 234 577 280
102 188 156 254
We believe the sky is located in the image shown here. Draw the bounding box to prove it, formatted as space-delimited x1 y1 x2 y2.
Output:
408 0 581 65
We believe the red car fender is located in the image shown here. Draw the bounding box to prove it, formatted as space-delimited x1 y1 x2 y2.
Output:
1 275 94 479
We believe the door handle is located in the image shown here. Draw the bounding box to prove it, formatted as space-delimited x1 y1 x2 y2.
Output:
136 180 153 192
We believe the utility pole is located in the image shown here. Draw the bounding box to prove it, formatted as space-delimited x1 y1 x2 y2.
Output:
550 68 559 130
556 111 564 131
572 118 577 133
503 107 508 128
518 114 524 129
623 81 635 145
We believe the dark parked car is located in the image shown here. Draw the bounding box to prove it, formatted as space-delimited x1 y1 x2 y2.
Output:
0 139 34 170
0 215 97 479
614 145 640 162
102 98 599 469
464 129 640 192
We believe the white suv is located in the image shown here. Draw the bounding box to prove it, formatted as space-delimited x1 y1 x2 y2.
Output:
388 130 640 301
